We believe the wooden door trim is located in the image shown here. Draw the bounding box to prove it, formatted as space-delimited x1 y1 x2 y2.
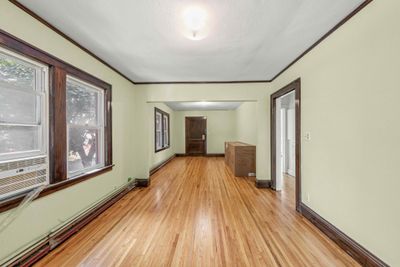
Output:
270 78 301 212
185 116 207 155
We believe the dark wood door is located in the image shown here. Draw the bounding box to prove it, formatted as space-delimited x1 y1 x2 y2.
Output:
185 117 207 155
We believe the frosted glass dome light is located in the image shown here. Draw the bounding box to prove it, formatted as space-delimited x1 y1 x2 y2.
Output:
182 6 208 40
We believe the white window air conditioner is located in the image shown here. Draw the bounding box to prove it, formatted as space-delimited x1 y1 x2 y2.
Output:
0 156 49 200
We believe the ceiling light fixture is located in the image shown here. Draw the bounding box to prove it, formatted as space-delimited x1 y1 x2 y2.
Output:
182 6 208 40
198 101 211 106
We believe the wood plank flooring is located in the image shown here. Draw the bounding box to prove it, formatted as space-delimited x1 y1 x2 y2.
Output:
35 157 359 267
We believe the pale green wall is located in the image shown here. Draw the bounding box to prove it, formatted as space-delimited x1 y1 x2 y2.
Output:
174 110 237 154
0 1 138 262
235 102 257 145
148 103 175 169
269 0 399 265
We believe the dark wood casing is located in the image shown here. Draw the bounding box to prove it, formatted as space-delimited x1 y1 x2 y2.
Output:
271 78 301 211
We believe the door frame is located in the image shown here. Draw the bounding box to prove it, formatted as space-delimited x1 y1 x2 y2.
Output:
271 78 301 212
185 116 207 155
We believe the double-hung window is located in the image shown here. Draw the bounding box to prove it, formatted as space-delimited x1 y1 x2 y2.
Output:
0 47 48 161
66 76 105 178
154 108 170 152
0 30 113 209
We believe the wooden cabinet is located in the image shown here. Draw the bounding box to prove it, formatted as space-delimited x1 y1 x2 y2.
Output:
225 142 256 177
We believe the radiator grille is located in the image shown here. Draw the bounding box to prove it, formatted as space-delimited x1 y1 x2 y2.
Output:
0 169 46 185
0 157 46 172
0 157 48 198
0 169 47 196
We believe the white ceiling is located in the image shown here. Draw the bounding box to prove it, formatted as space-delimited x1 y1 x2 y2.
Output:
18 0 364 82
164 101 243 111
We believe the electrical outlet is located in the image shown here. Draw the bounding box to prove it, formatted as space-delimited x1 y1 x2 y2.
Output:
306 193 311 202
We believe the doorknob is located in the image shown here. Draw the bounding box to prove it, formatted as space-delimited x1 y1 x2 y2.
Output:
202 134 206 140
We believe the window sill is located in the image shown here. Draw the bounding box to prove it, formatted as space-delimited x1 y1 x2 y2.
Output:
0 164 114 213
155 146 170 153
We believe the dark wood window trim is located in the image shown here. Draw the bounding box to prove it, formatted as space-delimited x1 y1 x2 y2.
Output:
0 29 113 212
154 108 170 153
49 66 67 183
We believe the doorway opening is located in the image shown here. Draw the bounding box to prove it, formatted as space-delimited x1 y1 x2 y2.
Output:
185 116 207 155
271 78 301 211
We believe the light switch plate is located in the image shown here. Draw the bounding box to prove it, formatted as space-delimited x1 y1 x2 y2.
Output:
305 132 311 141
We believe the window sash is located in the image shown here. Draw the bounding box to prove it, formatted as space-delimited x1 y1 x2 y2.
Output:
66 76 105 179
0 87 43 125
0 51 38 92
162 115 169 147
0 124 43 159
0 47 48 162
155 108 170 152
66 76 104 128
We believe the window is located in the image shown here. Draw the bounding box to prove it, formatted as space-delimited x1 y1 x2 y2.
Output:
0 30 113 209
155 108 170 152
155 111 162 151
0 47 48 161
163 114 169 147
67 76 105 178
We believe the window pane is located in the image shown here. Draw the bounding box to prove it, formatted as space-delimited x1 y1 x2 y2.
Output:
0 125 39 154
68 127 100 174
156 132 162 150
67 79 99 126
0 53 36 91
67 76 104 178
155 113 162 131
0 88 39 124
163 131 169 147
155 112 162 150
163 115 169 147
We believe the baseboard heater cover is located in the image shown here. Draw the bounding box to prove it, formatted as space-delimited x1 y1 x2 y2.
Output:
149 154 176 176
2 181 136 267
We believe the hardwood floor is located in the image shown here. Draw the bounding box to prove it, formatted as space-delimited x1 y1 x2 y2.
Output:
35 157 359 267
282 173 295 207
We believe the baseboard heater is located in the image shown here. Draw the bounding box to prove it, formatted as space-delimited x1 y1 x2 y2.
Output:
2 180 136 267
